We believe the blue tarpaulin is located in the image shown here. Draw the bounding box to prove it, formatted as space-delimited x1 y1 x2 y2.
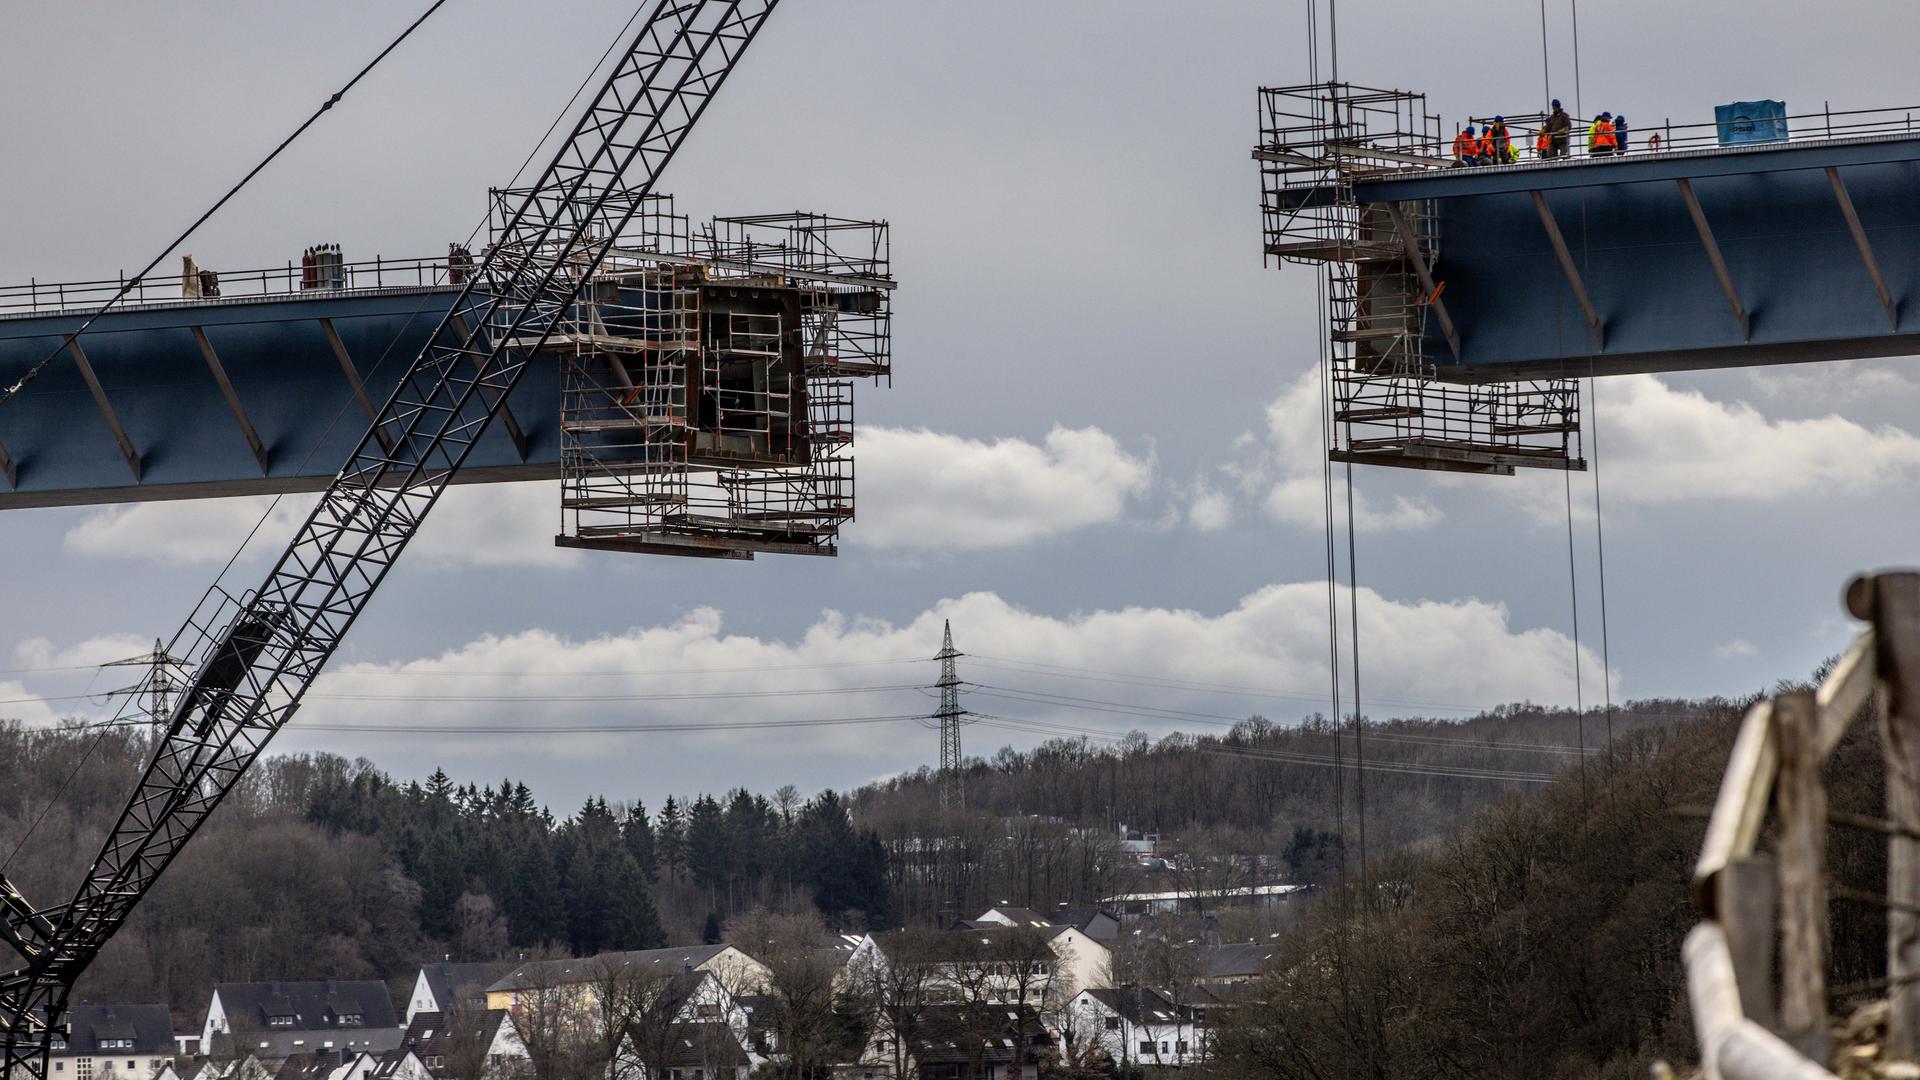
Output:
1715 100 1789 146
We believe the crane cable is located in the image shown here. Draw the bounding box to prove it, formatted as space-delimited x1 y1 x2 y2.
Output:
0 0 450 411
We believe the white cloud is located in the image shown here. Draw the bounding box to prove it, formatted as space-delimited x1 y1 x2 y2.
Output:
0 680 62 727
13 633 154 671
61 482 582 570
59 424 1154 565
263 581 1598 755
1748 363 1920 407
853 425 1152 550
1186 483 1234 531
1587 374 1920 503
1713 638 1758 660
1225 369 1443 532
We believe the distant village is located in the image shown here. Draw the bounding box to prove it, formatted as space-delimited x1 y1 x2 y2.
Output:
57 902 1293 1080
47 818 1307 1080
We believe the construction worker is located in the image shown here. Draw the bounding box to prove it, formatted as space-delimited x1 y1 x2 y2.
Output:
1589 112 1617 155
1486 116 1515 164
1647 130 1664 152
1613 114 1630 154
1453 124 1481 166
1545 99 1572 158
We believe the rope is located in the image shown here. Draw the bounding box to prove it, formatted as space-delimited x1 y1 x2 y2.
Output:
1563 457 1591 816
1345 456 1370 899
0 0 449 411
1570 0 1585 119
1538 0 1552 105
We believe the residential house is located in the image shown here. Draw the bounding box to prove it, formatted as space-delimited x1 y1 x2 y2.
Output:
484 945 769 1013
1066 987 1211 1070
1043 908 1120 945
47 1004 176 1080
367 1051 432 1080
404 963 516 1025
391 1009 528 1080
1196 942 1279 987
597 967 776 1080
905 1005 1053 1080
201 981 404 1060
854 922 1110 1012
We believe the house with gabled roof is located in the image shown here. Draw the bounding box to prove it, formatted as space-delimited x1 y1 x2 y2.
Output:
1066 986 1214 1070
390 1009 528 1079
484 945 768 1013
46 1004 177 1080
201 981 403 1061
403 963 517 1025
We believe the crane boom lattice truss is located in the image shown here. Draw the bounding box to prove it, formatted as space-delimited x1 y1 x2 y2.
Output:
0 2 780 1075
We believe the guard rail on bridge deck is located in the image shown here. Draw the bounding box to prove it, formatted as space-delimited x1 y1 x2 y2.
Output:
0 256 459 319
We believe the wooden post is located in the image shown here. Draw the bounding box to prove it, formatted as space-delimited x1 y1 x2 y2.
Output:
1850 571 1920 1057
1773 690 1829 1063
1720 856 1778 1031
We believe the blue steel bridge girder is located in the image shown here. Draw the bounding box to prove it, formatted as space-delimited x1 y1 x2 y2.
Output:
0 286 568 508
1338 132 1920 383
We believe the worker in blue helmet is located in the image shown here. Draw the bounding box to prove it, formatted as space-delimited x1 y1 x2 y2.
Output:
1452 123 1482 166
1613 113 1630 154
1545 98 1571 158
1486 115 1516 164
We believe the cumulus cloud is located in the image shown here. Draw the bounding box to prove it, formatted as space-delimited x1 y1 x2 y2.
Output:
0 681 62 727
1584 374 1920 503
60 424 1154 564
16 582 1606 792
290 581 1593 749
13 634 154 671
1186 483 1234 531
853 425 1152 550
1228 368 1920 529
1225 369 1442 531
1713 638 1758 660
62 481 577 569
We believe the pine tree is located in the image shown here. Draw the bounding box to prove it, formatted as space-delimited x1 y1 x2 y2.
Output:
657 796 687 884
623 801 659 883
687 795 728 900
702 910 722 945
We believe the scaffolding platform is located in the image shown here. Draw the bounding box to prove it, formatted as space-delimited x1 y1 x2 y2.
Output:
1256 82 1585 475
493 195 892 559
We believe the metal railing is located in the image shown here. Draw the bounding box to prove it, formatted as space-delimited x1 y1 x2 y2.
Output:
0 255 460 317
1291 101 1920 179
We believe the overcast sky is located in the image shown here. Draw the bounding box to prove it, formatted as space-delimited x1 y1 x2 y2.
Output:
6 0 1920 810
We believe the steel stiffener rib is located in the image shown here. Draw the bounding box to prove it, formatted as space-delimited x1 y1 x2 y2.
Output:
0 3 782 1076
1675 177 1751 341
1528 191 1605 349
190 326 269 475
64 339 141 481
1384 200 1462 359
1825 166 1899 330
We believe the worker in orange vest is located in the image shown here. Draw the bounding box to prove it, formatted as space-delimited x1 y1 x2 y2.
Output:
1535 125 1552 158
1589 112 1618 155
1453 124 1482 166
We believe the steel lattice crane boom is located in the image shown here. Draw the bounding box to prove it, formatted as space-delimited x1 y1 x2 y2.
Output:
0 2 780 1074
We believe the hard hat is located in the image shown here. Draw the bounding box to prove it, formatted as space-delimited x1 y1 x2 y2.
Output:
1551 99 1561 108
1602 111 1613 118
1493 115 1505 124
1463 124 1476 134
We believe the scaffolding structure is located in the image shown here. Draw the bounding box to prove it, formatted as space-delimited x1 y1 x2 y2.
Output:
1256 83 1584 475
487 191 892 558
